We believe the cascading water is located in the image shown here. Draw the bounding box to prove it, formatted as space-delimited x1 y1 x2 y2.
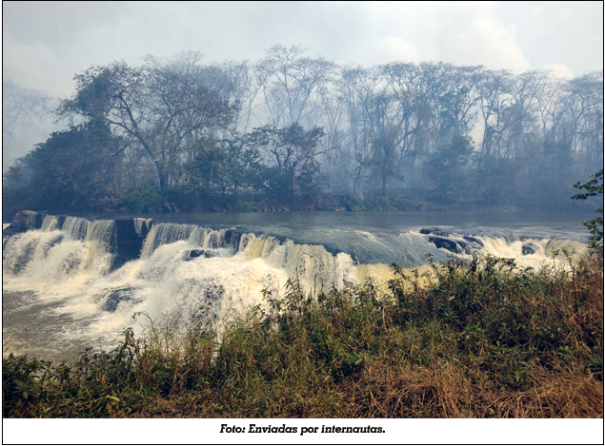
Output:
242 235 359 291
2 218 118 296
140 223 197 258
40 215 59 232
2 213 590 361
62 216 90 241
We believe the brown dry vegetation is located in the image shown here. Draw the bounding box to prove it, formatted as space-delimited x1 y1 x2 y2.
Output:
3 254 603 418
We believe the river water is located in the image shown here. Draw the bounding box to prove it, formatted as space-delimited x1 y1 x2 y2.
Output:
2 211 592 361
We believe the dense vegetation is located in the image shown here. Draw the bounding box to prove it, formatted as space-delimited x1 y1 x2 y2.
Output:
3 251 602 418
573 169 604 255
3 47 603 218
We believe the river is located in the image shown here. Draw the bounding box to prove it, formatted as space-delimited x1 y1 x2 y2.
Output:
2 211 592 361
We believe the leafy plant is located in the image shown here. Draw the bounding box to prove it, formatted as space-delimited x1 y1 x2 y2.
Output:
573 169 604 255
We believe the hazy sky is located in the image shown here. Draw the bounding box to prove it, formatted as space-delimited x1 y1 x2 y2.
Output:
3 1 604 97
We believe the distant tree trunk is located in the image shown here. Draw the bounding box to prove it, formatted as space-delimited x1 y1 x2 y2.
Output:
158 172 168 197
290 169 295 207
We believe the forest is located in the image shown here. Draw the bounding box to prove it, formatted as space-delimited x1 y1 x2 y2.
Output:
3 46 603 218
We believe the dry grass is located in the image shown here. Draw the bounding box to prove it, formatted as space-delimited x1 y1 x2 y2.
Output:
3 254 603 418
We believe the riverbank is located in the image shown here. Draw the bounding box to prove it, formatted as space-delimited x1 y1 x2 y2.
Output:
4 189 598 224
3 254 603 418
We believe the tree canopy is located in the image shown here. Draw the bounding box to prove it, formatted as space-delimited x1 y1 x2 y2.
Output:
59 53 234 195
3 48 603 216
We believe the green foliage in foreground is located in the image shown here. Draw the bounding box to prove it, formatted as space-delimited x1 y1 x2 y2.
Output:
573 169 604 254
3 255 603 418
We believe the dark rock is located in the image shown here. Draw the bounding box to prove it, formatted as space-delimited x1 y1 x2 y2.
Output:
423 229 484 255
522 243 539 255
429 236 483 255
429 236 461 254
463 236 484 248
101 287 137 312
6 210 48 233
183 249 217 261
457 239 481 255
224 229 242 251
56 216 67 230
457 239 472 255
111 219 145 268
461 236 485 254
421 228 451 237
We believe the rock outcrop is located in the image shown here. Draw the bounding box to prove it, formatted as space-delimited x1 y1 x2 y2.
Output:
429 236 461 253
522 242 539 255
423 228 484 255
55 215 67 230
111 218 154 268
101 287 138 312
224 229 242 252
4 210 48 234
183 249 218 261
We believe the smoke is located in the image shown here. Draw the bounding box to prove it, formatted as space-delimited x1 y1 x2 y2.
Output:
2 80 62 170
3 2 602 97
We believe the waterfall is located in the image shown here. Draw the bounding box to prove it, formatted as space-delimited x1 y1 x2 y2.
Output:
85 220 116 253
62 216 90 241
40 215 59 232
241 236 359 291
141 223 243 258
2 213 590 360
2 217 118 296
141 223 198 258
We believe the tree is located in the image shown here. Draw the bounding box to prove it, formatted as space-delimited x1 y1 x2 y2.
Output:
181 134 262 201
220 135 263 199
338 66 381 196
247 122 325 205
3 119 123 212
2 80 58 169
59 53 234 196
572 169 604 254
427 135 473 202
256 45 334 127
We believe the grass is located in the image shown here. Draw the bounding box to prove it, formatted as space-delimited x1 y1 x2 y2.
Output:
3 253 603 418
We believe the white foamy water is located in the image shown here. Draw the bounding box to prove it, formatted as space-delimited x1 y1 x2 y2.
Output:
477 237 588 269
3 221 368 357
2 213 591 360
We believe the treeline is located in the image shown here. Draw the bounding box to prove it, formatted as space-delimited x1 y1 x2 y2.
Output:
3 47 603 216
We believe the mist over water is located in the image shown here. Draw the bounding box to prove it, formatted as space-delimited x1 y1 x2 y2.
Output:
3 212 590 361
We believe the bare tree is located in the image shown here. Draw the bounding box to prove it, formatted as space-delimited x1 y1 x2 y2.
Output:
255 45 334 127
2 81 58 168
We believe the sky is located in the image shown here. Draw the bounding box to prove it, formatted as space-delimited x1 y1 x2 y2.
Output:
2 1 604 98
